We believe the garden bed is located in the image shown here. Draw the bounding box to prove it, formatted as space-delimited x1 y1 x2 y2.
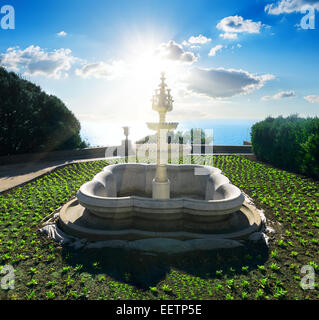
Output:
0 155 318 300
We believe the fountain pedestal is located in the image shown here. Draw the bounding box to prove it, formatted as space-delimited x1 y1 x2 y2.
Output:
152 164 171 198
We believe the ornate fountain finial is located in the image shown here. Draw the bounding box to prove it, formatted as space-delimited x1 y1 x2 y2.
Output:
152 72 173 120
160 71 166 82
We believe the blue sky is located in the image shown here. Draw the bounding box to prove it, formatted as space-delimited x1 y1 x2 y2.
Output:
0 0 318 144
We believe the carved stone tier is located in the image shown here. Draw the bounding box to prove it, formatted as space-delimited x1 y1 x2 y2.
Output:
146 122 178 131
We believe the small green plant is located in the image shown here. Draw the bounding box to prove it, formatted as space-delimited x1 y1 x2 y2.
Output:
67 290 79 299
29 267 38 275
273 287 288 299
241 292 248 299
74 264 83 272
215 270 223 277
215 283 224 292
46 280 56 288
100 291 106 300
162 284 172 292
255 289 264 299
227 279 235 289
229 267 235 273
241 266 249 273
257 265 265 271
26 278 38 287
260 278 270 289
62 266 71 274
225 293 234 300
270 263 280 271
271 250 278 258
46 291 55 300
98 275 106 282
149 287 158 294
65 275 74 286
26 290 36 300
241 280 250 288
308 261 319 270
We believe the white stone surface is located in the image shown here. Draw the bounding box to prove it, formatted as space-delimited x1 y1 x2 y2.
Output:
76 163 245 218
152 178 170 199
39 220 243 253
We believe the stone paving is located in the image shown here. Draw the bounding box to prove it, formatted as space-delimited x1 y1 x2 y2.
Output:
0 158 105 193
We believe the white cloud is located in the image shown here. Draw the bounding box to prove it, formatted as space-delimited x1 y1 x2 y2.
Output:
75 60 125 79
304 95 319 103
0 45 75 78
57 31 67 37
208 45 223 56
217 16 263 39
262 90 296 100
190 45 201 49
265 0 319 14
156 40 198 64
274 90 296 98
184 67 274 98
220 32 238 39
187 34 212 45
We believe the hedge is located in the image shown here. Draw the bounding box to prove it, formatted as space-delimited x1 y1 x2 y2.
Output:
251 115 319 179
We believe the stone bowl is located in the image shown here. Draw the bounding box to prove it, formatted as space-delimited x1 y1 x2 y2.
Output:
76 163 245 222
58 199 262 242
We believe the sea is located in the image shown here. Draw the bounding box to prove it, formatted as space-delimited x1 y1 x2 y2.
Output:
80 119 260 147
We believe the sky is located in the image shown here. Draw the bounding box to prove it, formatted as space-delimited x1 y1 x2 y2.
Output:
0 0 318 145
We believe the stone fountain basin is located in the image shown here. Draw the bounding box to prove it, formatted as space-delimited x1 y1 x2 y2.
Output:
76 163 245 222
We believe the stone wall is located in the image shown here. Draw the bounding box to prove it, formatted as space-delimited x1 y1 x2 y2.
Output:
0 144 252 166
191 144 252 154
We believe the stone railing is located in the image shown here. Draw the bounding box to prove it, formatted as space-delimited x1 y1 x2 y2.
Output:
0 144 252 166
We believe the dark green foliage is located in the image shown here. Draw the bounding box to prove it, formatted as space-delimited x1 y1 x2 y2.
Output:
251 115 319 179
0 67 88 156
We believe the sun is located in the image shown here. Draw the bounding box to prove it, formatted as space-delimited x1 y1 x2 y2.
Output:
105 37 185 128
124 39 181 95
129 47 168 88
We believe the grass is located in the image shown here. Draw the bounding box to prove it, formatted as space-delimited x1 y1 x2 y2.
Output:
0 155 318 300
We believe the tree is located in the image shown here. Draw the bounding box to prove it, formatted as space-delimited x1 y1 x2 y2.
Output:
0 67 88 156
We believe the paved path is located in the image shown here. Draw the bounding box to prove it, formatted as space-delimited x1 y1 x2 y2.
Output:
0 158 106 193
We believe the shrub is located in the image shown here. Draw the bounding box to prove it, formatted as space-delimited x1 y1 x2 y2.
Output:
251 115 319 179
0 67 88 156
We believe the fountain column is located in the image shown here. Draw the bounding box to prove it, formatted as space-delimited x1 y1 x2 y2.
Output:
147 73 178 199
123 126 129 163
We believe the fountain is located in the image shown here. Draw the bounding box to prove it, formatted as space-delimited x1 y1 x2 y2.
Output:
57 73 262 252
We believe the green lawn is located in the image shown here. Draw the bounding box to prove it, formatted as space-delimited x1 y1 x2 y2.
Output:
0 155 319 300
